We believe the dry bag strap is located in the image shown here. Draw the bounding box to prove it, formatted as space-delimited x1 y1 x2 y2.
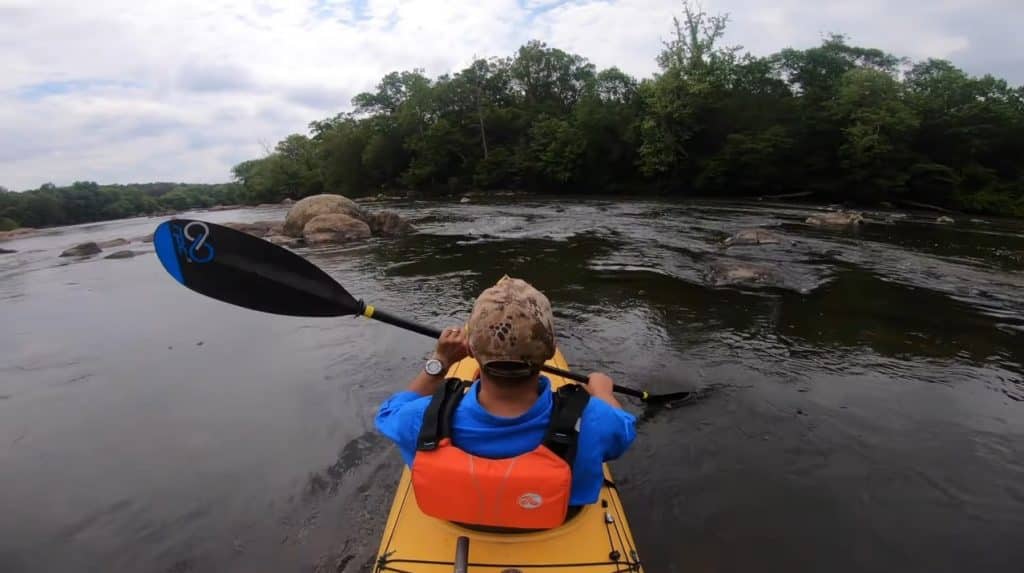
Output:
543 384 590 467
416 378 469 451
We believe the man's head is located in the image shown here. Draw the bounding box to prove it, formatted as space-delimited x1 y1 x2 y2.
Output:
467 277 555 383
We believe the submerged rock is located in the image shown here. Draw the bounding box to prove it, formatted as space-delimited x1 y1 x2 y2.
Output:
284 194 364 237
806 211 864 227
96 238 129 249
366 211 415 236
132 233 154 243
723 228 783 247
59 242 102 257
708 261 775 286
104 250 136 259
302 214 371 245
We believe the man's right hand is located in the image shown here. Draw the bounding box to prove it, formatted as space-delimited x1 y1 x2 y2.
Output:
585 372 623 409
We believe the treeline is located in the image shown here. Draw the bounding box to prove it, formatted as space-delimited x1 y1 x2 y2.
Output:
235 4 1024 215
5 3 1024 231
0 181 244 230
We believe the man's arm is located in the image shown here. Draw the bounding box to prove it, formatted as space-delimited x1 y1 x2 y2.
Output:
407 326 469 396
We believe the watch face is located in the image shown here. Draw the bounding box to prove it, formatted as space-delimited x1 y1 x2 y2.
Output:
425 359 443 376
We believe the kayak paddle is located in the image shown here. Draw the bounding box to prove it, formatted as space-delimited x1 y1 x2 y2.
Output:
153 218 692 403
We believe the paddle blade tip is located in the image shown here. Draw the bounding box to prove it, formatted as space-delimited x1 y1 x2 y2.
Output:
153 221 185 285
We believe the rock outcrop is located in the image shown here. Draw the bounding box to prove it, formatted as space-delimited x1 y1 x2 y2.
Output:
0 228 39 242
104 250 136 259
366 211 415 236
222 221 283 237
97 238 129 249
805 211 864 227
60 242 102 257
708 261 775 286
302 214 372 245
723 228 783 247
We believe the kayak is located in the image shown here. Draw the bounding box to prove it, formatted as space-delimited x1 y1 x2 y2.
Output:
374 349 643 572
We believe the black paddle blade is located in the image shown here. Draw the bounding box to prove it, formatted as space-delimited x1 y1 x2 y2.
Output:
154 219 362 317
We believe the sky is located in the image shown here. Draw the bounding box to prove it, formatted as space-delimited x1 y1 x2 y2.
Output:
1 0 1021 191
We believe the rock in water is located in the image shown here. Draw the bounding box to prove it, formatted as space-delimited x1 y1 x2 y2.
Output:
723 228 782 246
937 216 955 224
708 261 774 286
132 233 154 243
460 196 472 204
60 242 102 257
104 250 136 259
805 211 864 227
366 211 415 236
222 220 282 237
0 247 16 254
284 194 364 237
266 235 304 248
96 238 129 248
302 214 371 245
281 198 295 205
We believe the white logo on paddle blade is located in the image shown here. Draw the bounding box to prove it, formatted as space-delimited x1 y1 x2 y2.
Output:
517 493 543 509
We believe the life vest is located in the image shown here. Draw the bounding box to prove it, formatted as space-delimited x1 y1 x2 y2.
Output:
411 378 590 530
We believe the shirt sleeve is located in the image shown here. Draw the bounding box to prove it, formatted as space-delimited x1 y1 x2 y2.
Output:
590 399 637 461
374 391 430 466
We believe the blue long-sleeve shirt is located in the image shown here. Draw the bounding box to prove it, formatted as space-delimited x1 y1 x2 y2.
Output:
375 376 637 505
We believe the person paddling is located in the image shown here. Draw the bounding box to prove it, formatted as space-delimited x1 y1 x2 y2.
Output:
375 276 636 530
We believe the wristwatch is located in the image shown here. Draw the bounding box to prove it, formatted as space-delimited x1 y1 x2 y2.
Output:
424 358 445 376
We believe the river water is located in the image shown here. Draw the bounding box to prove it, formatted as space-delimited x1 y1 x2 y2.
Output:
1 198 1022 573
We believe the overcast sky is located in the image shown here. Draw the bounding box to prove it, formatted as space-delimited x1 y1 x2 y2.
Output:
1 0 1021 190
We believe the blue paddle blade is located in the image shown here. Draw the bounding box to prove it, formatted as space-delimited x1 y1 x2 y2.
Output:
153 219 362 317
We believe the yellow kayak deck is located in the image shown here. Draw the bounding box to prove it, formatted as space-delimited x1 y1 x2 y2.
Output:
374 350 642 572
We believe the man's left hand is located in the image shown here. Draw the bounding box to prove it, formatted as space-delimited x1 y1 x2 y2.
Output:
436 326 469 368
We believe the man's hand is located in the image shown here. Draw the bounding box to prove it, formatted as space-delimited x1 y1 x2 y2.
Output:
584 372 623 409
435 326 469 369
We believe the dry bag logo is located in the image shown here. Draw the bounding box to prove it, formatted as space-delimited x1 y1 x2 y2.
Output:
171 221 215 263
517 493 543 510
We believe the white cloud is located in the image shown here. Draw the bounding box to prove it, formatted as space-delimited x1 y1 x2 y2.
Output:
0 0 1020 190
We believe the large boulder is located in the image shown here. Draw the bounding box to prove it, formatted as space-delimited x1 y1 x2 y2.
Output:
284 194 364 237
366 211 415 237
723 228 783 247
97 238 129 249
104 250 136 259
806 211 864 227
302 214 371 245
60 242 102 257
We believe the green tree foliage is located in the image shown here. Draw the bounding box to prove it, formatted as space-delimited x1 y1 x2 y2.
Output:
7 1 1024 230
0 182 243 229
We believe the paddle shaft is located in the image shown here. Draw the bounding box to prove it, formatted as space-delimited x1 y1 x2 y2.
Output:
367 306 650 400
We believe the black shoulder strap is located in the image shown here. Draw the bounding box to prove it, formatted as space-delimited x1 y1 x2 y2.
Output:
416 378 469 451
543 384 591 468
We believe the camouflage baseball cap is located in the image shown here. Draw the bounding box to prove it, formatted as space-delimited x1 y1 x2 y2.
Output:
467 276 555 376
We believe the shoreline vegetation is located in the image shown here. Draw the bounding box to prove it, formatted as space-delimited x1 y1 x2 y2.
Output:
2 2 1022 234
